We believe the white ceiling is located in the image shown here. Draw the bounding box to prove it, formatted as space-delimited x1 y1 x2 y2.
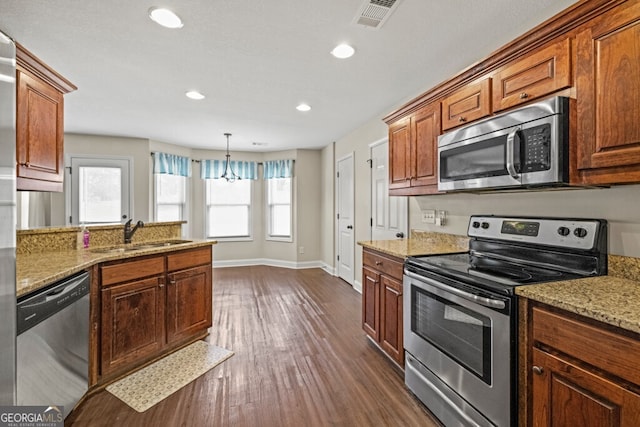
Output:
0 0 576 152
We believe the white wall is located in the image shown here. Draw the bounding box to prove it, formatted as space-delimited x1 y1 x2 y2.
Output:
326 116 640 289
61 134 323 266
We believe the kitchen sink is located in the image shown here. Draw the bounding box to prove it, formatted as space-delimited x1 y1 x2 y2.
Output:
90 240 193 254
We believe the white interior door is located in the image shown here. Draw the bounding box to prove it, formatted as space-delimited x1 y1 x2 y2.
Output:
371 140 408 240
336 153 354 285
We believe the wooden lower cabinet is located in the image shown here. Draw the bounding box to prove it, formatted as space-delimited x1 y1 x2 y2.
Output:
101 275 165 376
98 246 213 381
524 301 640 426
166 264 212 344
362 248 404 366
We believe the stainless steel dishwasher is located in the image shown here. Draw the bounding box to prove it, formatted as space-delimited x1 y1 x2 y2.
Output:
17 271 90 418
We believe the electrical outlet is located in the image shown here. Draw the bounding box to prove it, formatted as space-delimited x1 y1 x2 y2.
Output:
299 246 305 254
422 209 436 223
435 210 447 226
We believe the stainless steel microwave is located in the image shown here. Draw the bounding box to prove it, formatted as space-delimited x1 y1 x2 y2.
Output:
437 96 569 192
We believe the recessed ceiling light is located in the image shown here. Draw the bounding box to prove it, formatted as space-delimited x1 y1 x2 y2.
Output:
148 7 184 29
296 103 311 112
331 44 355 59
185 90 205 100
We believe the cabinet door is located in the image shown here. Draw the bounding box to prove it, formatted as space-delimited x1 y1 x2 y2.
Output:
101 276 165 376
16 69 64 191
380 275 403 365
441 78 491 131
411 102 441 191
362 266 380 341
531 348 640 427
492 38 571 112
575 1 640 184
166 265 212 344
388 117 411 190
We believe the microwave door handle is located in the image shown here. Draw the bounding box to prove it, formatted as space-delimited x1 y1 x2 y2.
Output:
506 129 520 180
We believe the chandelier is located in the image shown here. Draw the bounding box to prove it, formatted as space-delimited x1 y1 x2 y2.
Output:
221 133 240 182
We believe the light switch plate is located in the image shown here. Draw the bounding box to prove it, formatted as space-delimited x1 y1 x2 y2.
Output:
422 209 436 223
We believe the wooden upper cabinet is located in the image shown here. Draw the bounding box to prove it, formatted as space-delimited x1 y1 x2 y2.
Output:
411 102 440 190
388 117 411 190
575 0 640 185
16 44 76 192
441 78 491 131
492 38 571 112
388 101 441 196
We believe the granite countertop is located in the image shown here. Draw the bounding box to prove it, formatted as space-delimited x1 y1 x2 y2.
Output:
358 231 469 259
17 240 216 298
516 276 640 335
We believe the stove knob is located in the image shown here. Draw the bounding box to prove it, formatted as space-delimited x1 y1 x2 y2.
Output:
574 227 588 238
481 222 490 229
472 221 481 229
557 226 570 237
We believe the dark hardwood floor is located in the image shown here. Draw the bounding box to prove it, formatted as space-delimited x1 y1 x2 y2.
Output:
67 266 440 426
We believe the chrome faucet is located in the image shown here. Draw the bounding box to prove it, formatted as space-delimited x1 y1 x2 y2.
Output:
124 219 144 244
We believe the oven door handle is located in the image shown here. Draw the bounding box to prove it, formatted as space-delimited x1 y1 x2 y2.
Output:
506 129 520 180
405 270 506 310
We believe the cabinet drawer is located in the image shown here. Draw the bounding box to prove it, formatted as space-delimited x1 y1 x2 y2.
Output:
441 78 491 131
167 246 212 272
363 250 403 280
100 256 165 287
492 38 571 112
532 306 640 386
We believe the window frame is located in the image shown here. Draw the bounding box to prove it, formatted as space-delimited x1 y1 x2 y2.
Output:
65 154 133 226
204 178 254 242
153 173 189 224
265 177 293 242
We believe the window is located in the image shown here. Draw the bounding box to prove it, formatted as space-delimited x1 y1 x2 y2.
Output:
266 177 292 240
155 174 187 222
67 156 131 225
205 179 252 239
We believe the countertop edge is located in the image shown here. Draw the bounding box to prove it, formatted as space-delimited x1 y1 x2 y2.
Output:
17 240 217 298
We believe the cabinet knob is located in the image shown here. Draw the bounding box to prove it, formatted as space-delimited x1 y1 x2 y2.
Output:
159 283 165 288
532 365 544 375
519 92 529 99
458 117 467 123
375 261 382 266
19 162 30 167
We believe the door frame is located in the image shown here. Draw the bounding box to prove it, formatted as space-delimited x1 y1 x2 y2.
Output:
335 152 355 287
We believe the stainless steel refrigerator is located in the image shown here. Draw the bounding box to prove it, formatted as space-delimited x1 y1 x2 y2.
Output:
0 30 17 406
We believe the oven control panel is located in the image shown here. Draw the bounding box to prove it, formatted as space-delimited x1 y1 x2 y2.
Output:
468 216 603 250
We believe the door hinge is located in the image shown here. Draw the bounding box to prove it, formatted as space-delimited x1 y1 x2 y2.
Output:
370 217 373 227
337 213 340 220
336 171 340 178
66 166 72 174
69 216 72 223
366 158 373 168
337 255 340 261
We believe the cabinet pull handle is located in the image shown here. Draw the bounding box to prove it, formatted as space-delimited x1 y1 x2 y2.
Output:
375 261 382 266
519 92 529 99
19 162 30 167
159 283 165 288
170 280 176 285
532 366 544 375
458 117 466 123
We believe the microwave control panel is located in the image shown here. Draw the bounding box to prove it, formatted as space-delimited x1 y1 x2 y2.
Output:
521 124 551 172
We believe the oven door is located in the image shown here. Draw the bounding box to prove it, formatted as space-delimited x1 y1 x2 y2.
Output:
403 269 513 427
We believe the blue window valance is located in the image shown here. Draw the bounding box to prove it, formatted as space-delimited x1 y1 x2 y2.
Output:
153 152 191 177
263 159 294 179
200 159 258 180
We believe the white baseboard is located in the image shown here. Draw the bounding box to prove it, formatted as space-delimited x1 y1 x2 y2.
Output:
353 280 362 294
322 263 336 276
213 258 325 270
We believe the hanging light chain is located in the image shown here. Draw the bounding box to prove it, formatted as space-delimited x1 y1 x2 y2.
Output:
221 132 241 182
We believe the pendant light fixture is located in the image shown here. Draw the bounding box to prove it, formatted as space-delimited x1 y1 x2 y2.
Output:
221 133 240 182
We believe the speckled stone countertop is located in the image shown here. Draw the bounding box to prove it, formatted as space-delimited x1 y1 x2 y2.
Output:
516 254 640 334
358 230 469 258
17 240 216 298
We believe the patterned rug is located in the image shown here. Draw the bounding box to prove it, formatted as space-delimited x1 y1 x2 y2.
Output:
106 341 234 412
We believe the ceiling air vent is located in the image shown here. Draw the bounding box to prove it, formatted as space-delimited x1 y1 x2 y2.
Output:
353 0 403 29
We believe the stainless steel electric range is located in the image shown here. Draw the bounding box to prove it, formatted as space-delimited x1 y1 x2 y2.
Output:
403 215 608 427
